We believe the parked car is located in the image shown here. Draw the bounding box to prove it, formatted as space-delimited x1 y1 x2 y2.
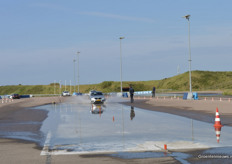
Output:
62 91 70 96
12 94 20 99
89 91 105 104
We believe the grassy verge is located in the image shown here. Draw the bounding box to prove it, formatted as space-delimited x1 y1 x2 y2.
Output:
1 70 232 95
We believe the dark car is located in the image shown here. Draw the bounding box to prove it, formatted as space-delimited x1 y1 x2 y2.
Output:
12 94 20 99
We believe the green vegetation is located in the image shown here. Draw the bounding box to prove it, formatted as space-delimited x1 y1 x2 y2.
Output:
1 70 232 95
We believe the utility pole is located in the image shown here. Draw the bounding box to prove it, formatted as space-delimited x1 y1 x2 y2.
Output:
77 51 80 93
183 15 192 94
119 37 125 96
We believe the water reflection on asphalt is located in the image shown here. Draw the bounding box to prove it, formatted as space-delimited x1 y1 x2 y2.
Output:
35 97 232 156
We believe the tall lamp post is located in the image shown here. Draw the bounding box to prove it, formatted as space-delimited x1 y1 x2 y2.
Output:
77 51 80 93
119 37 125 96
59 80 62 97
73 59 76 93
183 15 192 94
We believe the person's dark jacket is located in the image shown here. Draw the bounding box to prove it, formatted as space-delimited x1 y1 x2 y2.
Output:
129 87 134 95
152 87 156 93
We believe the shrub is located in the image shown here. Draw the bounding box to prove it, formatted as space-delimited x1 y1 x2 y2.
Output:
100 81 113 88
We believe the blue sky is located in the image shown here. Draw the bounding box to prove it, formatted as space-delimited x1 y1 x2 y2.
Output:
1 0 232 85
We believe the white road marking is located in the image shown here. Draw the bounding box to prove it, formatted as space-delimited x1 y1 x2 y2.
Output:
40 131 52 156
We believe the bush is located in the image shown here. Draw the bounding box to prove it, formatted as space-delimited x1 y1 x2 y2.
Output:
50 83 60 86
100 81 113 88
133 83 146 91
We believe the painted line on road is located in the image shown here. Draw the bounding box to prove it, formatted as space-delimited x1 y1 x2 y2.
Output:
40 131 52 156
40 131 119 155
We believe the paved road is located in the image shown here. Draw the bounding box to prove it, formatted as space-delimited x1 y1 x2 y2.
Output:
1 97 232 163
0 138 178 164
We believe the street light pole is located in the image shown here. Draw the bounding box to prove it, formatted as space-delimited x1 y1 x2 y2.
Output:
54 80 56 95
183 15 192 93
59 80 62 97
70 80 72 94
73 59 76 93
77 51 80 93
119 37 125 96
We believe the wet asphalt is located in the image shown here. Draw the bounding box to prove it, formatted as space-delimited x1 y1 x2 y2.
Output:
1 97 232 163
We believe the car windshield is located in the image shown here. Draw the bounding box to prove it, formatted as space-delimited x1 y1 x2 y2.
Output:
91 92 103 96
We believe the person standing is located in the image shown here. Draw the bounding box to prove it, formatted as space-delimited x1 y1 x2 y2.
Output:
152 86 156 97
129 85 134 103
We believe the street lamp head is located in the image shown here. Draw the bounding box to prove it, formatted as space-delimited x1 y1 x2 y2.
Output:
183 15 190 20
119 37 125 40
77 51 80 54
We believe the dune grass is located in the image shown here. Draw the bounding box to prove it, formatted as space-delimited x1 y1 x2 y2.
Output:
1 70 232 95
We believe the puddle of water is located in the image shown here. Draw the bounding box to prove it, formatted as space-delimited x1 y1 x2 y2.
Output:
35 100 232 155
107 151 191 164
203 147 232 154
109 151 168 159
2 96 232 158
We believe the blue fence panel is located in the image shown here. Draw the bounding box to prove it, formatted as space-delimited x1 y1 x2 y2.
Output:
183 93 188 100
123 92 128 97
20 95 31 98
193 92 198 100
